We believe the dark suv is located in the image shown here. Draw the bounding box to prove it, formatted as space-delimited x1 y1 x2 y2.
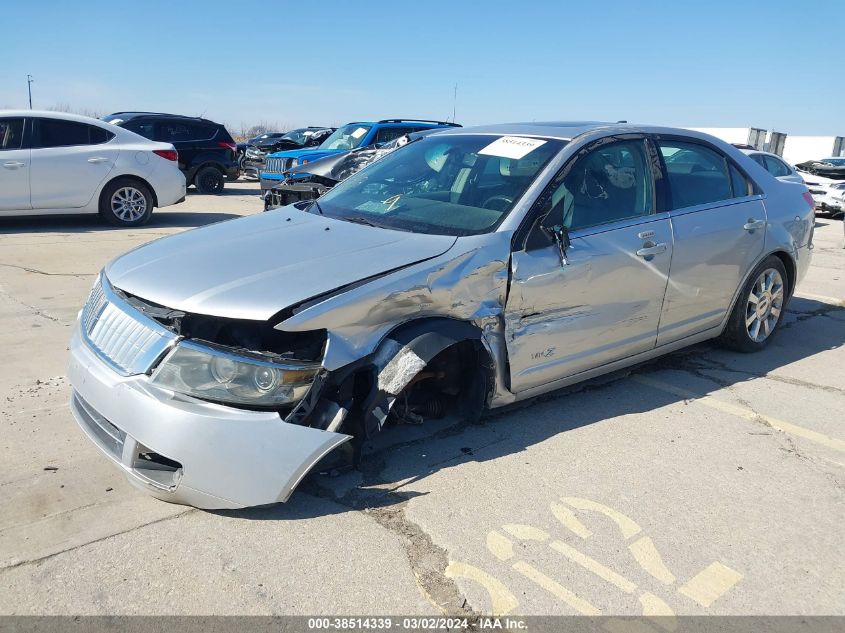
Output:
103 112 239 194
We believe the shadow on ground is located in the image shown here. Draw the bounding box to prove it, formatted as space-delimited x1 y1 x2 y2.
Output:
217 296 845 522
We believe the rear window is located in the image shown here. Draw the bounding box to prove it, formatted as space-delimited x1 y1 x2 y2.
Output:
0 118 24 150
156 121 217 142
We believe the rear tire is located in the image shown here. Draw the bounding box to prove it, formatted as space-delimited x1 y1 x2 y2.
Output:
194 166 225 194
99 179 153 227
719 255 789 353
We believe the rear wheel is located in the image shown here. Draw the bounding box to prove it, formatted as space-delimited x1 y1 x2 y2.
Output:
99 179 153 227
719 256 789 352
194 166 225 194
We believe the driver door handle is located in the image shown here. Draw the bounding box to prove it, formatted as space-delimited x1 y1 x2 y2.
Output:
743 218 766 231
3 161 25 169
87 157 109 164
636 243 668 257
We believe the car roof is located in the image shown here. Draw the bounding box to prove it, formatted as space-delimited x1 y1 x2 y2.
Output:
739 149 787 160
0 109 110 125
105 112 221 125
341 119 458 128
431 122 764 145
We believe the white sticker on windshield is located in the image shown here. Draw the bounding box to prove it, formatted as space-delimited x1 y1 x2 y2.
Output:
351 127 367 139
479 136 547 160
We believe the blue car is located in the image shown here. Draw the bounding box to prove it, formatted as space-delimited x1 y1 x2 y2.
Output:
259 118 460 192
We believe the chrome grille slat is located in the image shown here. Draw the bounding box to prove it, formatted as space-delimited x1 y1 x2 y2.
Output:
80 276 177 376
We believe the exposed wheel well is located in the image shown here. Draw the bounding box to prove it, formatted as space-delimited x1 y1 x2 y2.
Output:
99 175 158 209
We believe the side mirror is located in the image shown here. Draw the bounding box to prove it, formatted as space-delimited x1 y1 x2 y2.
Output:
542 223 571 267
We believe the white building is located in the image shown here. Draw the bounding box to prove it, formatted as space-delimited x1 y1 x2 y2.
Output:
687 127 787 155
782 136 845 165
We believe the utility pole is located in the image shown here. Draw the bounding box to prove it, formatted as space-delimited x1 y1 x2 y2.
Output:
27 75 34 109
452 83 457 123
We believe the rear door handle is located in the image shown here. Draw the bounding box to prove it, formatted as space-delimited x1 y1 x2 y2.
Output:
743 218 766 231
636 243 668 257
87 157 109 164
3 161 25 169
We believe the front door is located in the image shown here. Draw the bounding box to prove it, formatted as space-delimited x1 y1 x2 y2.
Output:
0 117 31 211
505 138 673 393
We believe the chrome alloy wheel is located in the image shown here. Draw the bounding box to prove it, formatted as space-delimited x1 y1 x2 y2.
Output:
110 187 148 222
745 268 784 342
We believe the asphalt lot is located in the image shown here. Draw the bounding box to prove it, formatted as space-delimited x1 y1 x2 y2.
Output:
0 181 843 616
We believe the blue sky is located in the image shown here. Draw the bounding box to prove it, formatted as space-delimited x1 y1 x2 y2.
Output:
2 0 843 135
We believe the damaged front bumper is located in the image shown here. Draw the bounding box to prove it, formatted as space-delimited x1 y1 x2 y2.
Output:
68 323 351 510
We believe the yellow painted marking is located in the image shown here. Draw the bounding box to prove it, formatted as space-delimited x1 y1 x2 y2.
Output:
632 375 845 453
550 501 593 539
512 560 601 615
561 497 642 539
486 530 514 561
794 292 845 307
444 561 518 616
550 540 637 594
603 618 659 633
502 523 550 541
678 561 743 607
628 536 676 585
639 592 677 631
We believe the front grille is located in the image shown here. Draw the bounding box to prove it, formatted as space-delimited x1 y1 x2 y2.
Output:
264 156 292 175
81 276 177 376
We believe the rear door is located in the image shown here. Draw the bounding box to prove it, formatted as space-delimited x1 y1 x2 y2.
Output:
29 118 119 209
505 137 673 392
0 117 31 211
655 137 766 345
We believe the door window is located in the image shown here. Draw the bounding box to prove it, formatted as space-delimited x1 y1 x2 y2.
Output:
34 119 112 148
658 141 737 209
0 118 24 150
541 140 654 231
123 120 155 139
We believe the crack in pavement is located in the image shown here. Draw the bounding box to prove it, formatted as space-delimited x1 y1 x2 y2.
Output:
0 263 94 278
0 508 196 572
0 290 66 325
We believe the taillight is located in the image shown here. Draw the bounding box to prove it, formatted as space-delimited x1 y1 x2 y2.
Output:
802 191 815 208
218 141 237 150
153 149 178 161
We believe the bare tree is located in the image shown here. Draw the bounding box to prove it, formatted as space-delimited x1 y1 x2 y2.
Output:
47 103 104 119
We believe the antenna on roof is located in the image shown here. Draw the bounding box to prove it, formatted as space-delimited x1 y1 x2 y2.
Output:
452 83 457 123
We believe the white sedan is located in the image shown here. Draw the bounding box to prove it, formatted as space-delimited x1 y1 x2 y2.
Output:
740 149 805 184
0 110 186 226
796 171 845 216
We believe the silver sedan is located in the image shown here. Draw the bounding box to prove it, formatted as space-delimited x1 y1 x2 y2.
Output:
68 123 815 508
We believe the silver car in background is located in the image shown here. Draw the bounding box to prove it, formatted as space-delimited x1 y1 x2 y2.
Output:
68 123 815 509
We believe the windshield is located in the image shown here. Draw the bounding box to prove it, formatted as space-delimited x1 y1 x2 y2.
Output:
320 124 373 150
280 128 318 145
312 134 564 236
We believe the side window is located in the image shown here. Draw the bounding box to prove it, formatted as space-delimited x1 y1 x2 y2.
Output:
0 118 24 150
89 126 115 145
375 126 414 145
35 119 97 148
123 120 155 139
763 155 790 177
156 122 193 143
542 140 654 232
188 123 216 141
657 140 734 209
729 164 752 197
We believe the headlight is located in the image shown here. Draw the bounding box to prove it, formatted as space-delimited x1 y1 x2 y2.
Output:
150 341 319 407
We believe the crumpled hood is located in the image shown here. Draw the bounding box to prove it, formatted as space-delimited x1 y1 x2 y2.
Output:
268 147 346 161
105 209 457 321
